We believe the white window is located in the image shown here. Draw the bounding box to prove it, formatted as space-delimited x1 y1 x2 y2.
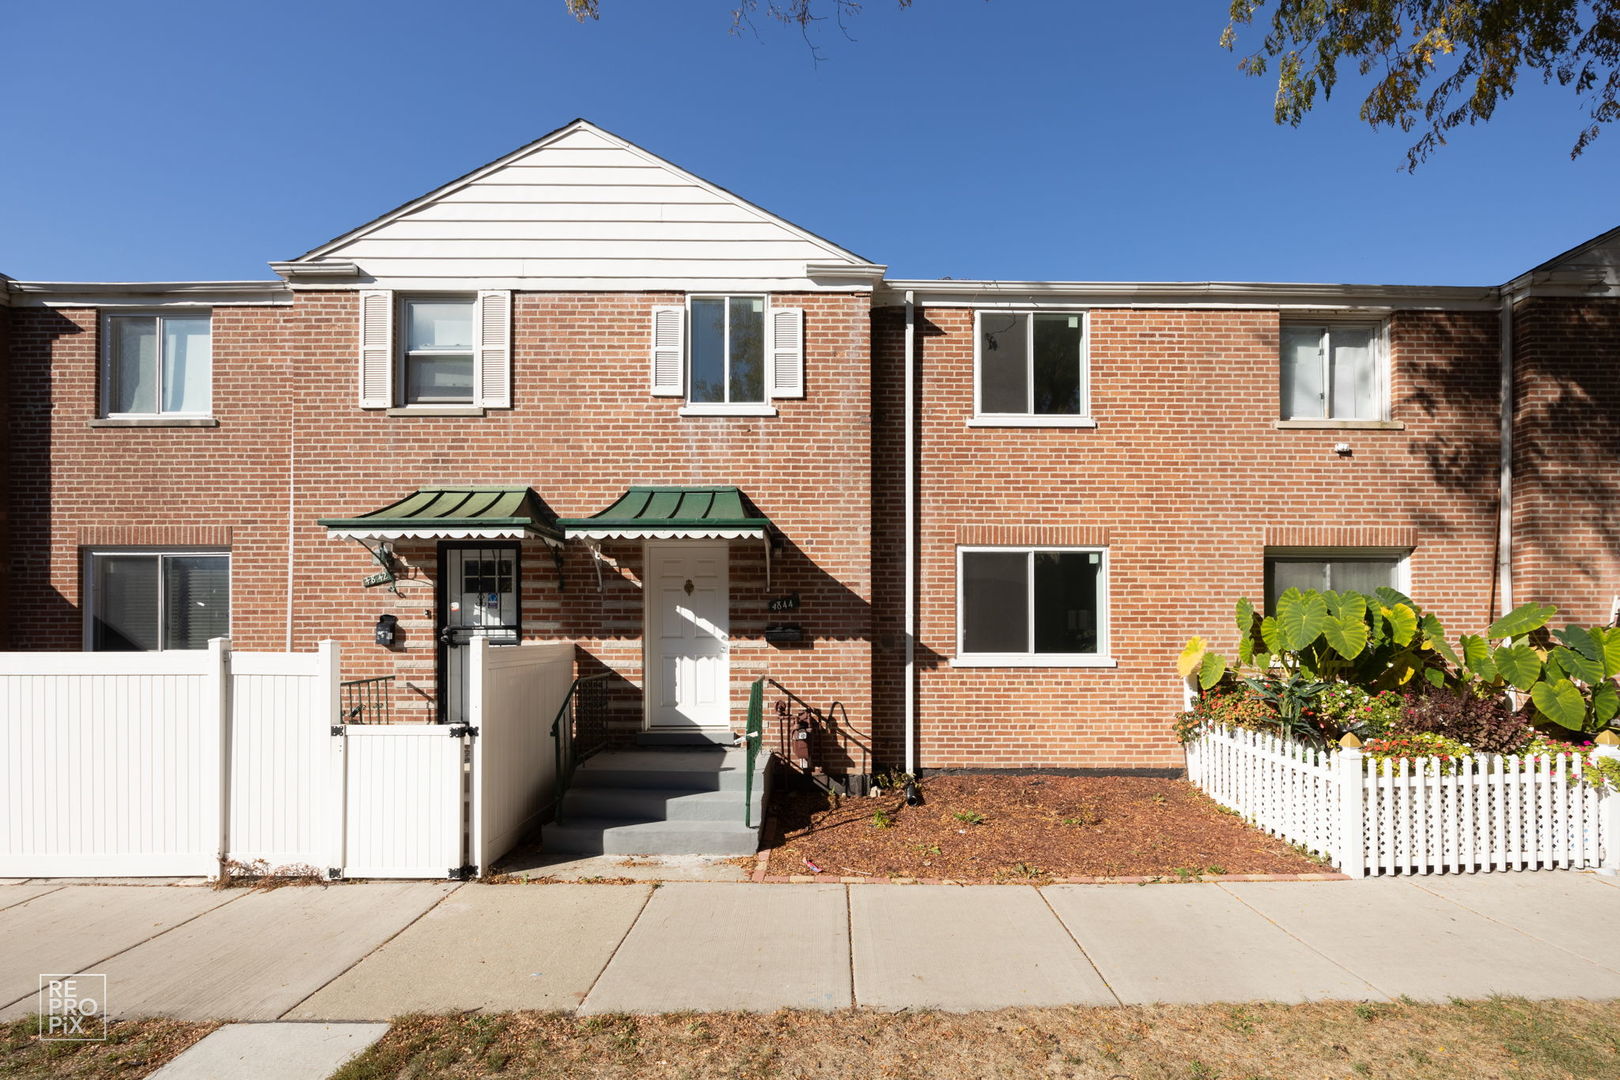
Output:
84 550 230 651
402 297 475 405
955 546 1112 666
973 311 1090 423
1280 322 1385 420
357 290 511 411
650 296 803 412
103 312 212 417
1264 550 1408 611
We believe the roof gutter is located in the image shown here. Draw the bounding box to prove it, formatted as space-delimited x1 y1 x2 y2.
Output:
904 289 917 776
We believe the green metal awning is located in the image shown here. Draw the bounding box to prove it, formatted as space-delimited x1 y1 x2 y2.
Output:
318 486 564 545
558 486 770 541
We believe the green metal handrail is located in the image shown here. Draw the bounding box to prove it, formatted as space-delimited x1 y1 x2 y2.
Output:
550 672 613 824
744 677 764 827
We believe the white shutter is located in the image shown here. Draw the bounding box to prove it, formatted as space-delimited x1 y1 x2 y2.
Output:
650 305 685 397
768 306 804 399
474 290 512 409
358 290 394 409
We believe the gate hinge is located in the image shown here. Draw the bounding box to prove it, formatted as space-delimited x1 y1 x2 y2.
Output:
330 725 345 737
326 867 343 880
448 864 479 881
449 725 480 738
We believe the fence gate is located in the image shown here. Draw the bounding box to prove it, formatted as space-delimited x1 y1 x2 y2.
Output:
335 725 472 879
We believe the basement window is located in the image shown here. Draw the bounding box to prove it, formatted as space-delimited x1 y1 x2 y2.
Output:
954 546 1113 666
84 550 231 651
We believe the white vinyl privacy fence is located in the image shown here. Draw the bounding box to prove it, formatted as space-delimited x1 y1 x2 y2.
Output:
1186 724 1620 876
1 637 571 879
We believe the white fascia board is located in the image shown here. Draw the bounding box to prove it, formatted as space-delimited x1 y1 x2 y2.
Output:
268 260 361 282
876 279 1502 311
286 276 872 293
6 280 292 307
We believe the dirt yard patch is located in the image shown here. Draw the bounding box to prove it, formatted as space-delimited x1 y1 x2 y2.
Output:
761 773 1325 880
320 999 1620 1080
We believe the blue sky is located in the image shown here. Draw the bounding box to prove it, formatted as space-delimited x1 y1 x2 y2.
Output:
3 0 1614 285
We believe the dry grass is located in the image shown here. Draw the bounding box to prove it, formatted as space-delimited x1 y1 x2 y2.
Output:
0 1016 216 1079
210 858 328 891
311 999 1620 1080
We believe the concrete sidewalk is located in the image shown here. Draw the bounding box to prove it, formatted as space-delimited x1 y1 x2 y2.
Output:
2 873 1619 1020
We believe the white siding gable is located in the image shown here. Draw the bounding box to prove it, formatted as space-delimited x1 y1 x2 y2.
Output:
289 123 880 293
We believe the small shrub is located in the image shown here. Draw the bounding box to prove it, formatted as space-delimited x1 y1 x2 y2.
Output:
1174 686 1275 743
870 810 893 829
1401 687 1532 754
952 810 985 826
1311 683 1404 740
1362 731 1474 774
1059 806 1100 827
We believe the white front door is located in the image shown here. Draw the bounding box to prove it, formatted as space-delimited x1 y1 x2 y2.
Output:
645 541 730 731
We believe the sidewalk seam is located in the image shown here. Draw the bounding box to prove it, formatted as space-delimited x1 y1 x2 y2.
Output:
575 883 657 1015
0 887 254 1014
276 882 465 1020
1035 887 1123 1007
0 884 66 914
1215 882 1395 1001
1410 877 1620 978
844 884 856 1007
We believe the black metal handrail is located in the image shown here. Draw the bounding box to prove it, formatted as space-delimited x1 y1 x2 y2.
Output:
550 672 613 824
765 677 870 782
340 675 394 725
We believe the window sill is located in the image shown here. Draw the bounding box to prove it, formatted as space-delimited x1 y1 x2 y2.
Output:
950 655 1118 669
89 417 218 428
1274 419 1404 430
677 404 779 418
385 406 487 417
967 416 1098 429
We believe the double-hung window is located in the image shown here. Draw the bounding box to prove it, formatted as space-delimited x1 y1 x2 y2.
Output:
956 546 1111 665
974 311 1090 424
84 550 230 651
689 295 766 406
402 297 476 405
103 312 212 418
356 290 511 411
1264 551 1407 611
1279 322 1384 421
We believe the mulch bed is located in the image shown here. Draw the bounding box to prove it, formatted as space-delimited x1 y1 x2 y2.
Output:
760 774 1327 882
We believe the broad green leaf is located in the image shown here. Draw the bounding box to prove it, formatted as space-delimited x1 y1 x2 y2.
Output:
1593 680 1620 724
1494 643 1543 692
1383 603 1418 647
1598 627 1620 677
1374 585 1415 609
1460 634 1496 681
1530 679 1587 731
1421 614 1459 666
1235 597 1256 636
1252 651 1272 670
1260 615 1285 656
1198 651 1228 690
1322 613 1370 659
1488 602 1559 641
1544 652 1567 683
1177 637 1207 679
1277 589 1330 651
1555 625 1601 662
1553 645 1605 685
1333 591 1368 623
1424 666 1446 689
1237 632 1255 665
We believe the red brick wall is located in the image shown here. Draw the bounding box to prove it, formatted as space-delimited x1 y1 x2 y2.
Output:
5 292 874 751
873 304 1503 770
1512 297 1620 625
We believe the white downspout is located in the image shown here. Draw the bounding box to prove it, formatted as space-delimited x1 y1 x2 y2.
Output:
1496 293 1514 618
904 290 917 776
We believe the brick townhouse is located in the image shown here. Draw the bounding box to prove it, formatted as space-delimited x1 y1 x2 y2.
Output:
2 119 1617 781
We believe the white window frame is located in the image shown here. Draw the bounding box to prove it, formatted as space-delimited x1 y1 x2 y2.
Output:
81 548 232 651
1278 318 1390 422
398 295 477 408
1262 547 1412 611
679 293 774 415
970 309 1095 427
100 310 214 419
951 544 1116 668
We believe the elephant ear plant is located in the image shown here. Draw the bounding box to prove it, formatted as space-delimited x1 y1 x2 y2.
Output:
1180 590 1620 743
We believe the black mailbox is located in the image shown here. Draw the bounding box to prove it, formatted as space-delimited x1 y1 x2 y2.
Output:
374 614 399 648
765 622 805 644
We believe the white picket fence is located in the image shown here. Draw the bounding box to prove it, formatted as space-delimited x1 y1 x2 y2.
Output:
1186 724 1620 876
1 637 572 879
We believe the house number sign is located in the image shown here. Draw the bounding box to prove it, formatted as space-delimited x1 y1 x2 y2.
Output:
768 593 800 613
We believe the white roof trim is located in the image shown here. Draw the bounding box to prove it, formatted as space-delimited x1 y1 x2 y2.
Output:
288 119 878 271
566 527 767 541
877 279 1501 311
4 280 291 308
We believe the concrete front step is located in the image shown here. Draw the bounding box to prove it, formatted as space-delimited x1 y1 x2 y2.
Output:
572 748 763 793
544 818 762 856
562 786 763 823
636 730 738 747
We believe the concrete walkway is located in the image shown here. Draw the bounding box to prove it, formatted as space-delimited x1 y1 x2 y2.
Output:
2 873 1619 1021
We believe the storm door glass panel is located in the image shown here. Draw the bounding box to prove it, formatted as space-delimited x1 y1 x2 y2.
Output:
162 316 212 414
92 556 160 651
1328 558 1399 597
1033 552 1101 654
456 552 518 644
1032 314 1084 415
109 317 159 415
728 297 765 403
979 313 1029 413
1329 327 1377 419
162 556 229 650
1280 326 1325 419
689 298 726 403
962 551 1029 653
